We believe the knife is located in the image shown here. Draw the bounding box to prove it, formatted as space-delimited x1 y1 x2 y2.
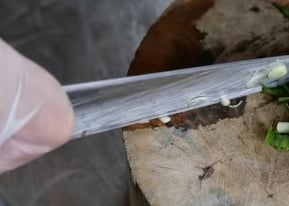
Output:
65 56 289 139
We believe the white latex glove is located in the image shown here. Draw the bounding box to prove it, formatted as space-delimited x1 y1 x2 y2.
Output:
0 39 74 174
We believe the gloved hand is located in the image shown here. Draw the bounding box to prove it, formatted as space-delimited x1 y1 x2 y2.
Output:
0 39 74 174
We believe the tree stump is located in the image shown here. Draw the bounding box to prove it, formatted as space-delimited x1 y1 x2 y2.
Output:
124 0 289 205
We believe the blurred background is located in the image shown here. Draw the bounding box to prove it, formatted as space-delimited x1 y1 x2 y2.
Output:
0 0 173 205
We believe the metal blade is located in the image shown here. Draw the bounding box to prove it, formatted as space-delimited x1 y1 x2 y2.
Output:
65 56 289 138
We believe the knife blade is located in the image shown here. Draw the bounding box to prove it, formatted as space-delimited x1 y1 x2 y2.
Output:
65 56 289 138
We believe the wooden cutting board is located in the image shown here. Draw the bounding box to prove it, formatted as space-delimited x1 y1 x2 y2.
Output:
124 0 289 205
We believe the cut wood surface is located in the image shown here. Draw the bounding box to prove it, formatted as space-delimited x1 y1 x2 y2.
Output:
124 94 289 205
124 0 289 205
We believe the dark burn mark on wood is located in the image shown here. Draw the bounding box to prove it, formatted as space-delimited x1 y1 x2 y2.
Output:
165 121 174 128
250 6 260 13
233 36 261 53
175 126 188 132
180 127 188 132
197 161 219 188
198 165 214 181
267 193 274 198
173 126 188 138
171 97 247 129
128 0 215 75
123 118 174 131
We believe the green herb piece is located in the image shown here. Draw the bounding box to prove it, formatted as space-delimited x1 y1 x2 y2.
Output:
265 126 289 151
279 6 289 19
278 97 289 103
262 82 289 151
262 84 289 97
283 84 289 94
275 4 289 19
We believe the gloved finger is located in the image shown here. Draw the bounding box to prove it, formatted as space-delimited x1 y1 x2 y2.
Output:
0 39 74 174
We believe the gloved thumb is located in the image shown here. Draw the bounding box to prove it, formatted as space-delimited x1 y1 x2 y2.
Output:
0 39 74 174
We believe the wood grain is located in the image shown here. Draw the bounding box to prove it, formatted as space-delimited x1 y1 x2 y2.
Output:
124 93 289 206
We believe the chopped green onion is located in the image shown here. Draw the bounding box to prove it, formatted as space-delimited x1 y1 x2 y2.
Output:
263 82 289 151
279 6 289 19
262 84 289 97
267 63 288 80
277 122 289 133
278 97 289 103
275 4 289 19
265 126 289 151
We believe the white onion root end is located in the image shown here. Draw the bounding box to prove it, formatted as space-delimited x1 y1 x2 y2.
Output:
159 116 171 124
268 63 288 81
277 122 289 134
221 95 243 108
